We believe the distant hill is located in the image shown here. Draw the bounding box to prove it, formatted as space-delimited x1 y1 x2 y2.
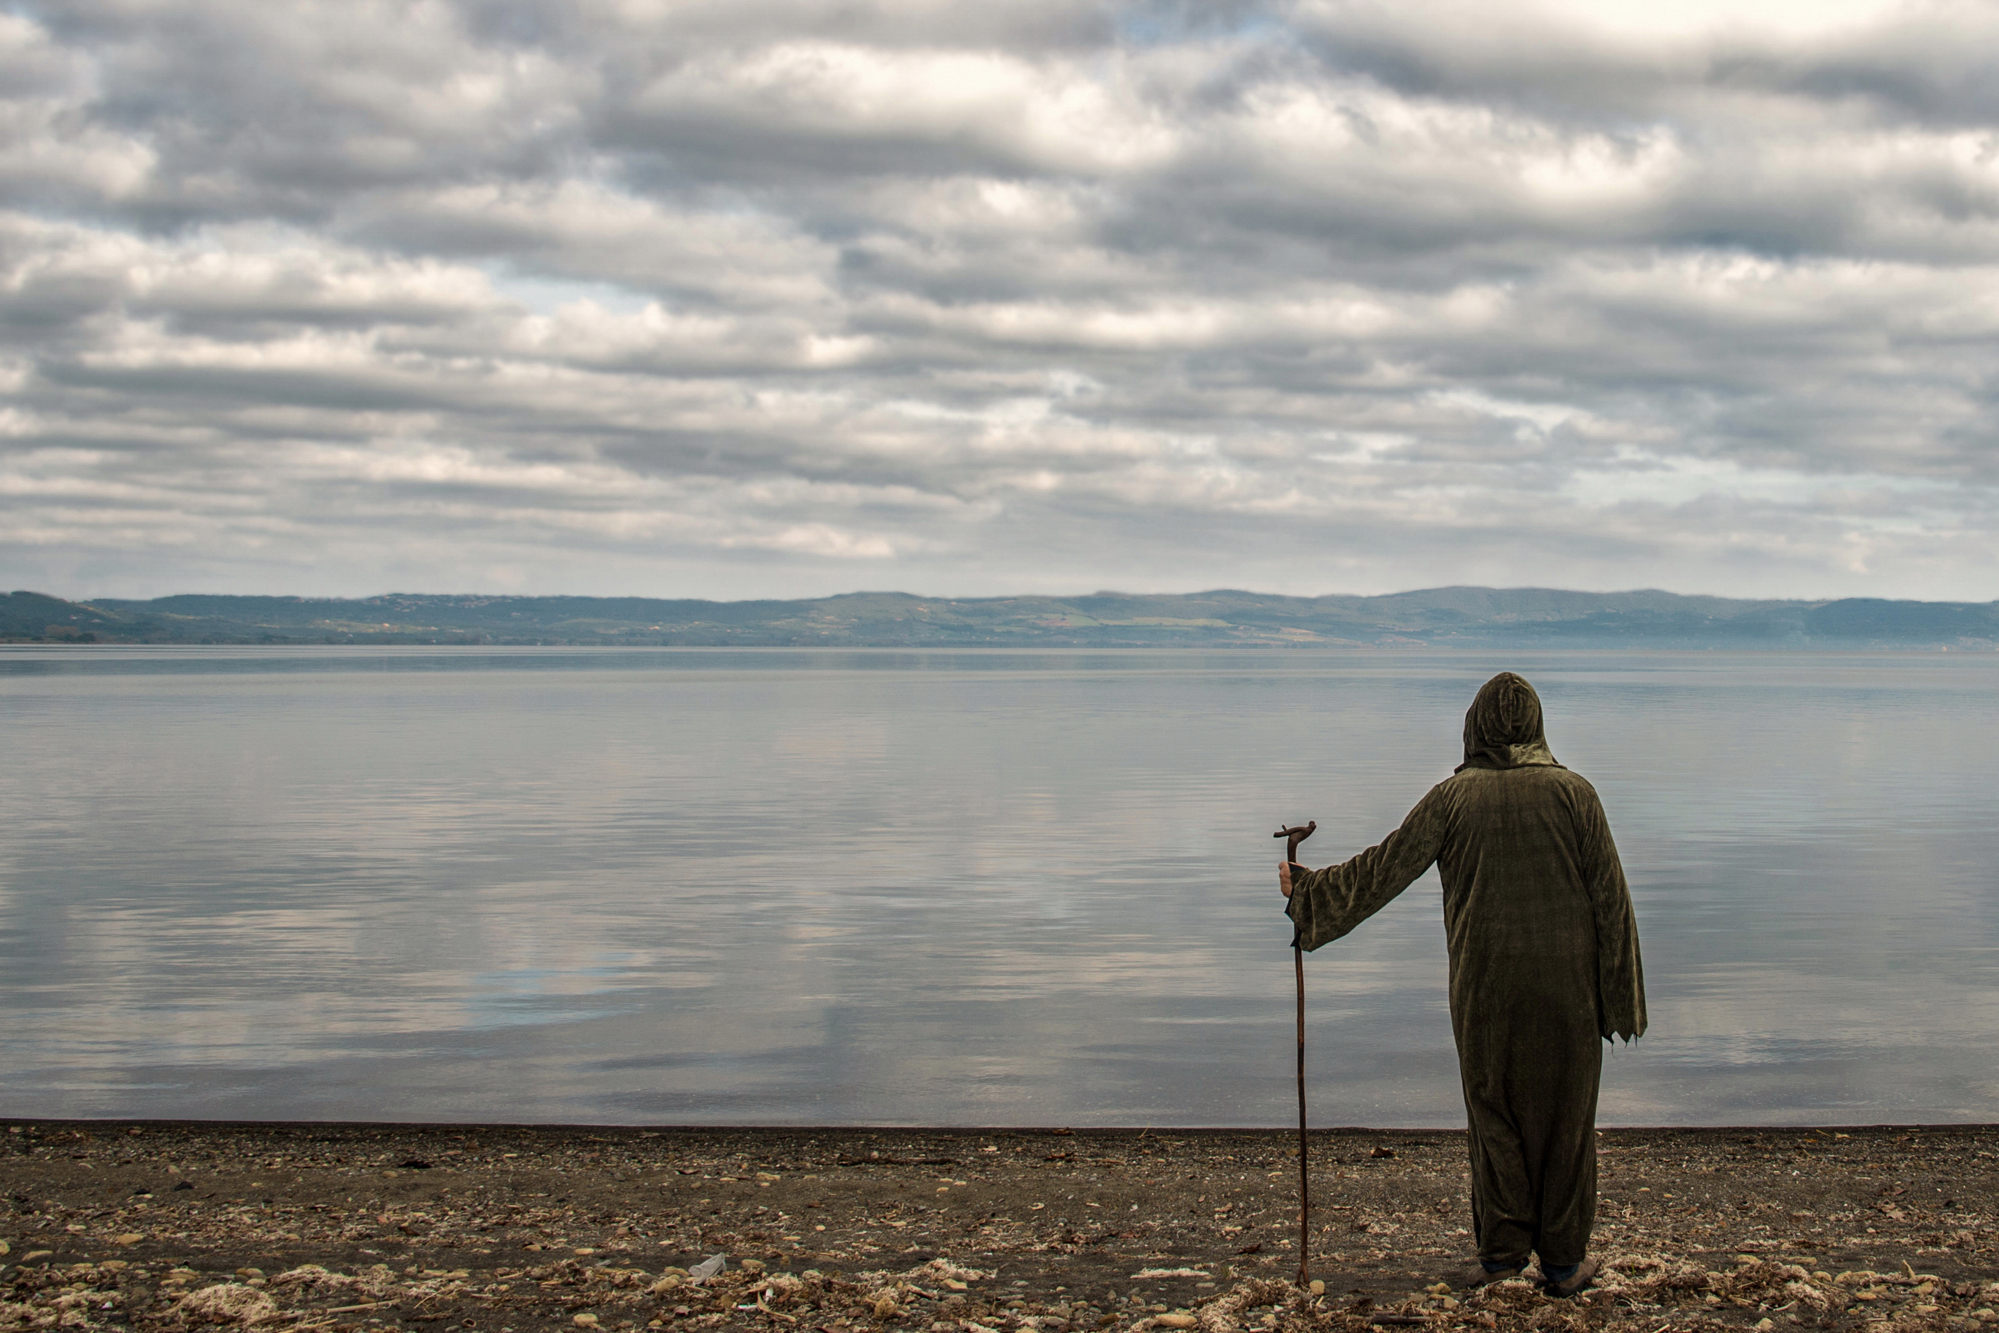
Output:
6 586 1997 648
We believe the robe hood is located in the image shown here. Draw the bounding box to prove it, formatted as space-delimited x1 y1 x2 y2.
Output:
1456 672 1563 772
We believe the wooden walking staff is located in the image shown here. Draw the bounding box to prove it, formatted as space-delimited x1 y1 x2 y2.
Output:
1274 820 1317 1287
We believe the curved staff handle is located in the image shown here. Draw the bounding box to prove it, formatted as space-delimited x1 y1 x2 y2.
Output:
1275 821 1317 865
1272 820 1316 1288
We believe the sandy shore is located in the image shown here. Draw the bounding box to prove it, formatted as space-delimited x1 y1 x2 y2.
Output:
2 1123 1994 1333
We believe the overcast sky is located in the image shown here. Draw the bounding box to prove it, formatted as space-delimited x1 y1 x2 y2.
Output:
6 0 1999 601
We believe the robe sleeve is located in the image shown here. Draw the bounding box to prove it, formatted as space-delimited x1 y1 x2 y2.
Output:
1285 784 1449 952
1575 786 1647 1041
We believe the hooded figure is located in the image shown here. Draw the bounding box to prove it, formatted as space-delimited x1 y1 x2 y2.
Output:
1282 672 1645 1296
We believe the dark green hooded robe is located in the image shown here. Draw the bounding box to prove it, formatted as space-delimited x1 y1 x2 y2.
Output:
1285 672 1645 1269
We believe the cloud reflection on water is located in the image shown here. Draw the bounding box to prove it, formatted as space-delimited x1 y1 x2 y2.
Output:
1 646 1994 1125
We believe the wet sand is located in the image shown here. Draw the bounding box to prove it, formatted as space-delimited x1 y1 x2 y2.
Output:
2 1123 1994 1333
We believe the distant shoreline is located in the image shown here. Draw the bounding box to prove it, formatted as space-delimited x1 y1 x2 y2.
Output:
6 641 1998 652
9 585 1999 649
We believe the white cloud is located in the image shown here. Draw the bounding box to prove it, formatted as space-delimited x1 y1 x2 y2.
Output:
1538 0 1941 42
631 42 1181 175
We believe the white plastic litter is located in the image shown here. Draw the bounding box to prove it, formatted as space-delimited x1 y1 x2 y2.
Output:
688 1255 726 1286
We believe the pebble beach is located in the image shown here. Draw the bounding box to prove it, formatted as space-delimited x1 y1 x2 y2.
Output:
2 1123 1994 1333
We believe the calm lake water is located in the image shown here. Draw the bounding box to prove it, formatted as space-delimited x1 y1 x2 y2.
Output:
2 646 1995 1127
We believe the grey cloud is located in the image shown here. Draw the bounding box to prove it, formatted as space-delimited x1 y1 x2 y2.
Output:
35 0 589 229
4 0 1999 601
1288 1 1999 126
471 0 1127 53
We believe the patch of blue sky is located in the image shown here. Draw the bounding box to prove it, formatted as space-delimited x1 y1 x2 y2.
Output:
1113 2 1291 49
1559 450 1973 512
483 266 653 318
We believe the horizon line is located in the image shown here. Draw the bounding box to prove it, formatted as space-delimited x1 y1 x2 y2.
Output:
37 584 1998 608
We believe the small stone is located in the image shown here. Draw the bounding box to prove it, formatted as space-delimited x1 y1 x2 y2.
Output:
114 1234 146 1246
178 1283 279 1326
573 1248 596 1256
1156 1315 1198 1328
1754 1321 1774 1332
1308 1281 1325 1296
573 1314 600 1327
